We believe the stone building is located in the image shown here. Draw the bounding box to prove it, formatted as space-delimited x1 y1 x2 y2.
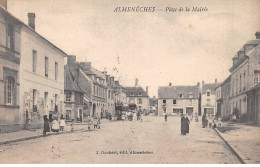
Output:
0 4 22 133
158 83 200 116
229 32 260 120
215 75 231 120
201 80 220 115
64 56 89 123
125 79 149 113
19 13 67 129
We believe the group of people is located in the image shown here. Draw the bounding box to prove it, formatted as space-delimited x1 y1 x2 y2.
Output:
123 111 142 122
202 114 222 128
87 116 101 130
43 114 66 136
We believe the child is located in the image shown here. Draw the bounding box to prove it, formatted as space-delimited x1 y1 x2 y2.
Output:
208 115 213 128
217 117 222 127
87 116 91 131
59 116 66 131
97 118 101 129
93 117 98 129
71 119 74 132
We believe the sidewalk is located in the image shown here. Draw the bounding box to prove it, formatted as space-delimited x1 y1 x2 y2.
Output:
215 122 260 164
0 119 110 146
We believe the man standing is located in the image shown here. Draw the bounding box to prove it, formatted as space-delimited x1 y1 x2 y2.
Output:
181 114 187 135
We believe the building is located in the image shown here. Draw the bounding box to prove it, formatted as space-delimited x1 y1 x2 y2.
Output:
246 83 260 125
0 3 22 133
229 32 260 120
64 56 89 123
19 13 67 129
215 75 231 120
114 80 127 106
79 61 109 118
158 83 200 116
125 79 149 113
201 80 220 115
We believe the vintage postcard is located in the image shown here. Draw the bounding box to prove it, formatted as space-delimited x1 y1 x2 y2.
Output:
0 0 259 164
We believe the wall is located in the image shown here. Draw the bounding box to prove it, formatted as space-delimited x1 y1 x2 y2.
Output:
19 27 65 128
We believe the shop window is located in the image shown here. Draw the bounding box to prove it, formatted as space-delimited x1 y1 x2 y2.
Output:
5 77 14 105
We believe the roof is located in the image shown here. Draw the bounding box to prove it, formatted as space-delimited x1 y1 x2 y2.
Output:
229 55 248 72
0 5 67 57
221 75 231 86
243 39 260 46
202 83 220 94
64 65 84 93
158 85 199 99
125 87 149 97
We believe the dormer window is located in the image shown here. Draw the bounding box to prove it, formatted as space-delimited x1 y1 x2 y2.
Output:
207 90 211 96
130 92 134 96
138 92 142 96
188 92 193 98
179 93 183 98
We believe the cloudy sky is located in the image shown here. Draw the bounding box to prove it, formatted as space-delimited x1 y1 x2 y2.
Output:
7 0 260 97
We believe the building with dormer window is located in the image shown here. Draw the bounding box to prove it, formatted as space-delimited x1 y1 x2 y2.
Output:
158 83 200 116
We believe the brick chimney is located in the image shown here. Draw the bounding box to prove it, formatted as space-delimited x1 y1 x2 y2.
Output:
255 32 260 39
0 0 7 9
28 13 36 30
135 78 138 87
67 55 76 66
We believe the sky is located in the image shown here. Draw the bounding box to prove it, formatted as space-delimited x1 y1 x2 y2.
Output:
7 0 260 97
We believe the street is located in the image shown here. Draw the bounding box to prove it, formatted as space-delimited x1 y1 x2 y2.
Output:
0 116 240 164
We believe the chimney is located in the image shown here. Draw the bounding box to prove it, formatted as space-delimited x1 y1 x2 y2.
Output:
67 55 76 66
146 86 148 94
232 55 239 65
0 0 7 9
153 96 155 100
215 78 217 83
110 76 114 85
80 62 91 71
28 13 36 30
255 32 260 39
135 78 138 87
197 82 200 87
106 74 110 84
115 81 119 85
169 82 172 86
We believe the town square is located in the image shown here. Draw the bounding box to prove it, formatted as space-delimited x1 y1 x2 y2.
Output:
0 0 259 164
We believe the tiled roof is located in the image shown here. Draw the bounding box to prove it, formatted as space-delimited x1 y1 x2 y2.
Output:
158 85 199 99
64 65 84 93
202 83 220 94
125 87 149 97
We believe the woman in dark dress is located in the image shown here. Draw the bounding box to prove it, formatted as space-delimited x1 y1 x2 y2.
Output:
43 115 50 136
181 114 187 135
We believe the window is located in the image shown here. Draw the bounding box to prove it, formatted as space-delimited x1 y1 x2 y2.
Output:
55 62 58 80
33 89 37 112
206 99 210 105
138 98 142 104
32 50 37 72
45 57 49 77
173 99 177 105
138 92 142 96
240 75 242 91
66 110 71 120
66 92 72 102
7 24 15 50
188 92 193 98
108 90 111 98
44 92 48 107
79 94 83 104
130 92 134 96
179 93 183 98
5 77 14 105
207 91 210 96
189 99 192 105
254 72 259 83
54 94 58 105
163 99 166 104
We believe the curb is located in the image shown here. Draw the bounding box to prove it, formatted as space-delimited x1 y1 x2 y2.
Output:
0 128 85 146
214 128 246 164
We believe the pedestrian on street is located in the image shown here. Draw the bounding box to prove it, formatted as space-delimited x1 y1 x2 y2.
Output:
185 115 190 134
93 117 98 129
202 114 207 128
181 114 187 135
59 115 66 131
71 119 75 132
43 115 50 136
208 114 213 128
52 118 60 132
97 118 101 129
164 113 168 122
195 112 198 122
